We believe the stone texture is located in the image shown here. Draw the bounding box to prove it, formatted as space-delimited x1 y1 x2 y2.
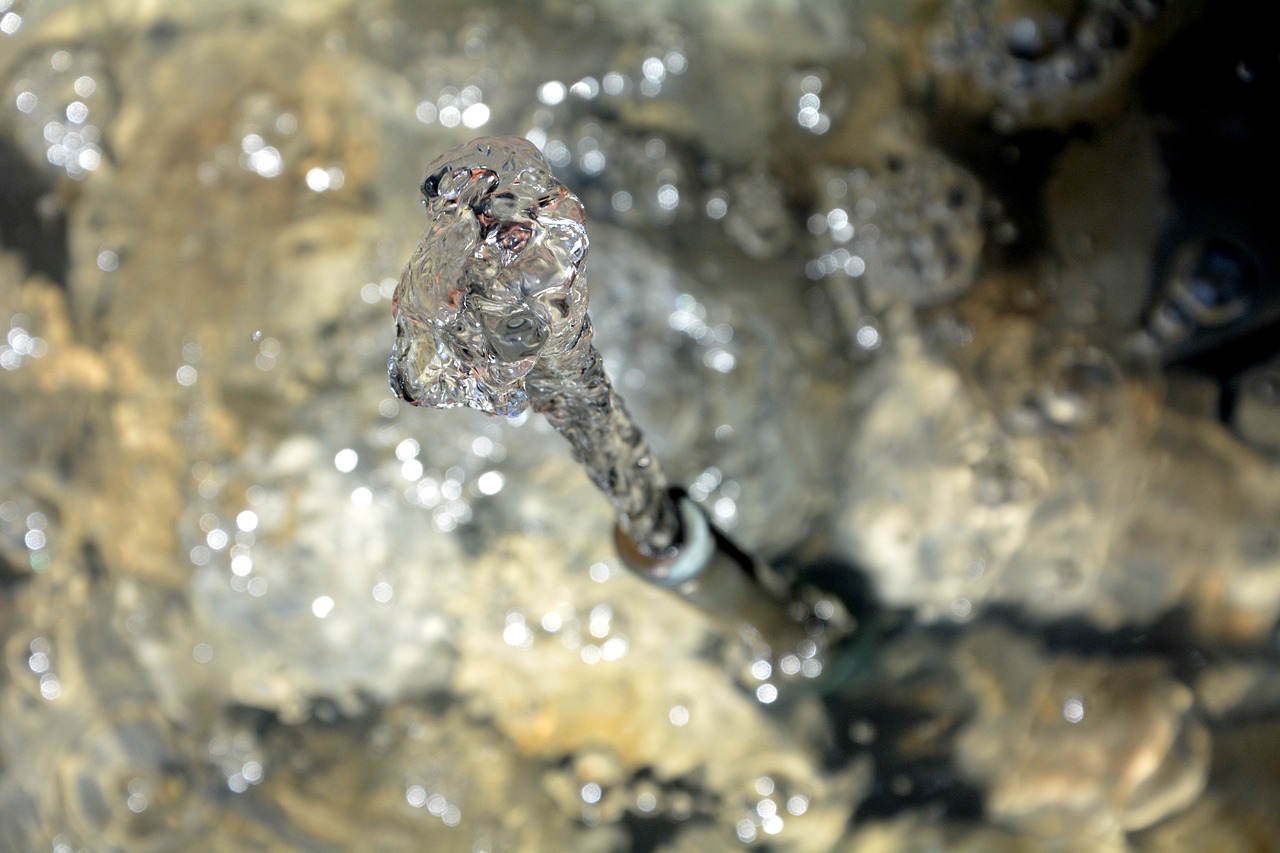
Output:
952 628 1210 834
0 2 1275 852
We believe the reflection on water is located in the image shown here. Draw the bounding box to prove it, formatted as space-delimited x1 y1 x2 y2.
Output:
1 1 1278 850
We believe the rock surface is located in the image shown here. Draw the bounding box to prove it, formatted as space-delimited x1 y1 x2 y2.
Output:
1 1 1276 851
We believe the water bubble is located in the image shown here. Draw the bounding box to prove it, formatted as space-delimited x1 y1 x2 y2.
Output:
461 103 490 128
246 146 282 178
39 671 61 698
570 77 599 99
306 168 331 191
602 72 627 95
502 618 533 648
476 471 504 495
705 194 728 220
334 448 358 472
600 635 628 660
1164 239 1256 328
656 184 679 210
1038 346 1121 430
77 147 101 170
636 789 658 812
854 324 880 349
537 81 566 105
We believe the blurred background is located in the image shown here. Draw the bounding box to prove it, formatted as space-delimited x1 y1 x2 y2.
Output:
1 0 1277 850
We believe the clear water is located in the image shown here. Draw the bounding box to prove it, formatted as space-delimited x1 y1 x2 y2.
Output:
390 135 679 556
1 1 1277 851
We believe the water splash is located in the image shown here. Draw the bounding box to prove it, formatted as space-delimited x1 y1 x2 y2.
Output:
390 136 680 557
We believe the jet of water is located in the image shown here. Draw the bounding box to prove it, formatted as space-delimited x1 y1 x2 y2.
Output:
389 136 681 561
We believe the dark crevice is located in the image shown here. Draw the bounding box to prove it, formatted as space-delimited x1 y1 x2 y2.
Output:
1137 0 1280 391
80 540 108 582
0 137 69 287
0 552 29 587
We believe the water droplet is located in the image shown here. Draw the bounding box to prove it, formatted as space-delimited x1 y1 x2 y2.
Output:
1165 239 1256 328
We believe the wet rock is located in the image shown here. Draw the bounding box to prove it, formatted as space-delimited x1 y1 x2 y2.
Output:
840 812 1124 853
838 302 1280 641
836 311 1150 625
953 627 1210 834
806 140 986 323
720 165 795 259
0 1 1276 851
1194 660 1280 722
1042 112 1169 332
921 0 1190 131
0 581 219 853
438 529 870 852
590 225 835 556
0 252 109 585
0 43 116 182
1136 409 1280 645
252 702 598 853
521 113 702 231
1132 720 1280 852
1232 357 1280 456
